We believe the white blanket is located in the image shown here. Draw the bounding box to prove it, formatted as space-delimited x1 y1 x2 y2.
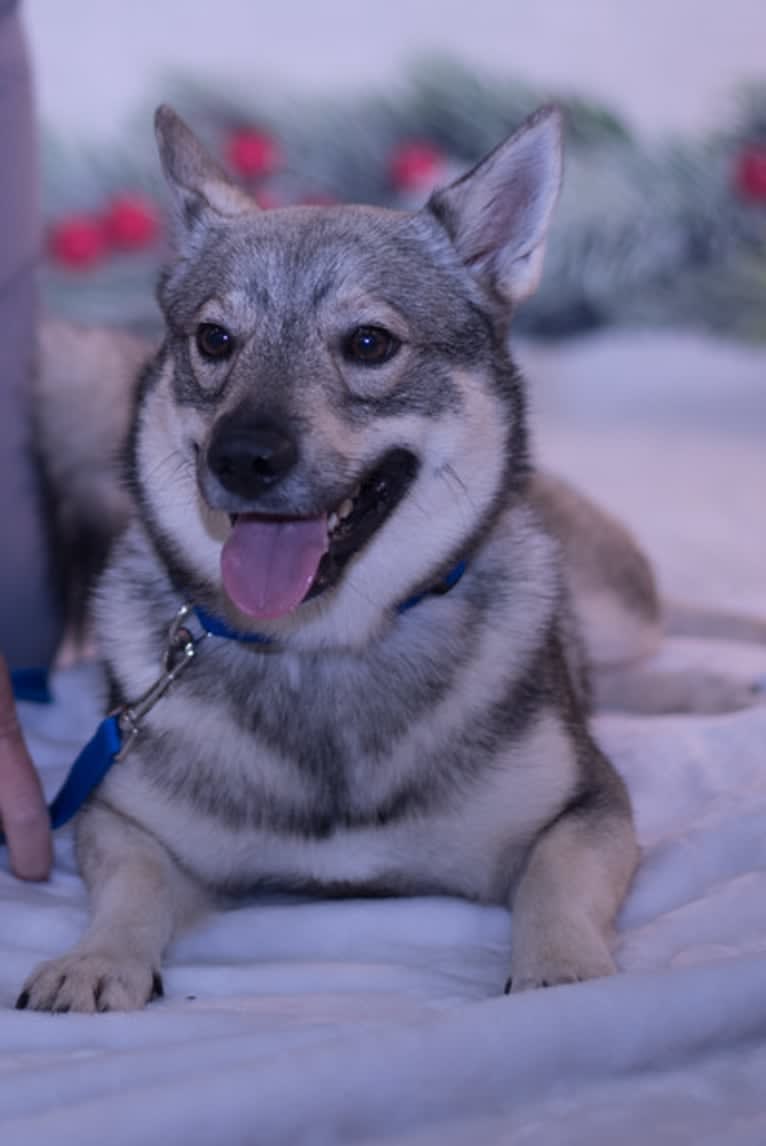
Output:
2 331 765 1145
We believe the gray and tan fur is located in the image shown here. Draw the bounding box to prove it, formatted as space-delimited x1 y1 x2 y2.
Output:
18 106 759 1013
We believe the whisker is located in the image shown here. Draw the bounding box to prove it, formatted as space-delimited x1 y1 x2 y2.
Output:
143 448 192 487
440 463 476 512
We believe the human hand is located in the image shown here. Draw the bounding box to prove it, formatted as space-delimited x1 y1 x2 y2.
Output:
0 655 52 880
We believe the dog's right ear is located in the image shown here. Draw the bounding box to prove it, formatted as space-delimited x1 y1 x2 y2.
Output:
428 106 563 307
154 105 255 246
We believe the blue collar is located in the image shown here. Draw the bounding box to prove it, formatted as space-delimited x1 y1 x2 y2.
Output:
194 560 467 644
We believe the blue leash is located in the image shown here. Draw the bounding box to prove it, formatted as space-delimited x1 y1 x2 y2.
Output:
9 667 121 832
46 716 123 830
3 674 121 840
3 562 467 842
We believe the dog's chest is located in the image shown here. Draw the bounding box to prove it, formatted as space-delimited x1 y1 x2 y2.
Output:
123 637 468 830
101 638 577 903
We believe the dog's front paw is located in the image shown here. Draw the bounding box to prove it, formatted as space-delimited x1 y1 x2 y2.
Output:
507 925 615 994
16 952 163 1013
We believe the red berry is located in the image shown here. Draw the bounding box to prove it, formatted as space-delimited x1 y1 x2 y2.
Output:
226 129 281 178
47 215 107 269
104 194 159 249
389 142 445 191
734 146 766 202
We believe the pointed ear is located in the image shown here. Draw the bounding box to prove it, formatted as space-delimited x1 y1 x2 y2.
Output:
154 104 255 242
428 106 563 305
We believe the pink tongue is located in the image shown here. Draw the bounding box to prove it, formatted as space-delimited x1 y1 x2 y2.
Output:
221 515 328 620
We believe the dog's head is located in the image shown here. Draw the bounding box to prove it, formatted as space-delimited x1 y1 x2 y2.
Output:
132 105 562 646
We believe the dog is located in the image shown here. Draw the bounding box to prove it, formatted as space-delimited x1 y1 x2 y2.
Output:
17 104 759 1013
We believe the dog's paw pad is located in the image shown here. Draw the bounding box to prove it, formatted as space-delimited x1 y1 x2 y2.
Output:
17 953 160 1014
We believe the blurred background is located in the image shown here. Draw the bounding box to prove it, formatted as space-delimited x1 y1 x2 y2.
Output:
22 0 766 343
20 0 766 615
23 0 766 140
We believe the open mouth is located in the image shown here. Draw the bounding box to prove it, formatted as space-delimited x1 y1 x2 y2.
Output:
220 448 419 620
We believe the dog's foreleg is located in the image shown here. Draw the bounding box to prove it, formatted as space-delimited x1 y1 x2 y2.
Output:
17 802 207 1013
507 774 637 993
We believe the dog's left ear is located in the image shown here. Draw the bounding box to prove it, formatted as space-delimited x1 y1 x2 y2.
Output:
428 106 562 305
154 104 255 247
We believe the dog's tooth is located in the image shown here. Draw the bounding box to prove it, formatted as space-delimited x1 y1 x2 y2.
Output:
338 498 354 520
328 512 339 532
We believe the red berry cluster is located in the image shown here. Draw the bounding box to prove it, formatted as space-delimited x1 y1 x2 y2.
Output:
226 127 341 208
48 195 159 270
388 141 445 192
225 127 281 180
734 144 766 202
47 129 454 270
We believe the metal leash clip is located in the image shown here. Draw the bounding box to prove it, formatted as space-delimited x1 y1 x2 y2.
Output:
114 604 207 762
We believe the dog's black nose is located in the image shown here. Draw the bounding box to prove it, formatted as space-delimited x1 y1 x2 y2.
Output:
206 417 298 499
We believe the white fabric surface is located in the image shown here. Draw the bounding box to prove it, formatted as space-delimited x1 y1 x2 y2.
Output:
2 331 765 1145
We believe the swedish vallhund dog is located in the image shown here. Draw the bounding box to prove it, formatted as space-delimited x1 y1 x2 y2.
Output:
19 105 763 1012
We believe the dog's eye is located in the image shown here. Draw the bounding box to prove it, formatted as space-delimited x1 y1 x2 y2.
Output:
196 323 235 361
342 326 400 366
